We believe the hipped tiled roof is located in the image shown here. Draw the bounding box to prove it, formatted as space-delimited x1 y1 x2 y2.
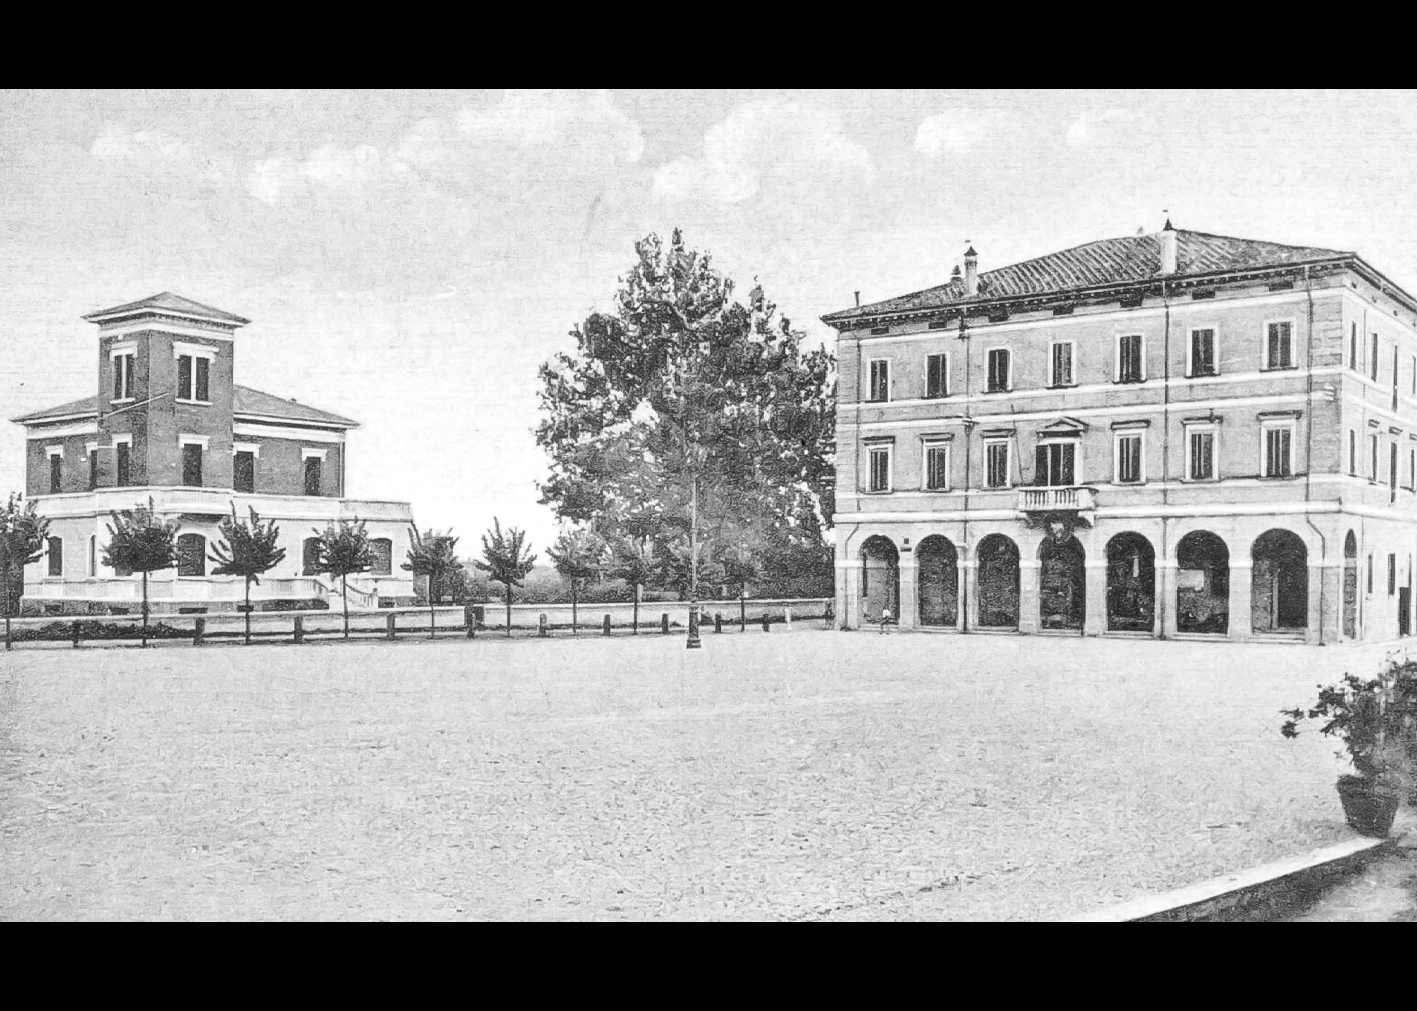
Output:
11 386 358 428
82 292 251 325
822 229 1354 324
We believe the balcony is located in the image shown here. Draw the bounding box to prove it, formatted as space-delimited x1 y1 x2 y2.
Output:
1018 486 1096 527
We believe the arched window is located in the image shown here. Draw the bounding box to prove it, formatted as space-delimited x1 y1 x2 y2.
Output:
177 533 206 577
370 538 393 576
47 536 62 577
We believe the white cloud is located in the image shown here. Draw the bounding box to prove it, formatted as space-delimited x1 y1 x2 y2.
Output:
915 109 993 157
1065 109 1146 148
456 89 644 163
90 124 192 163
652 99 874 204
247 157 293 205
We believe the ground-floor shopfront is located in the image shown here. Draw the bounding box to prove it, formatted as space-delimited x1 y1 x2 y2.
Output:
835 509 1417 644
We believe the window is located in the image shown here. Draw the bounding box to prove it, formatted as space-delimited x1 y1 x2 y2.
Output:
1350 430 1357 477
1371 434 1380 482
304 456 323 496
1393 347 1400 412
182 442 203 487
1351 323 1358 371
1187 426 1216 481
176 354 211 403
925 353 948 398
867 360 889 402
985 440 1011 488
1263 424 1293 478
1189 328 1217 377
46 536 62 576
88 535 97 578
1411 355 1415 396
986 348 1011 393
116 441 131 487
1389 554 1397 597
1034 441 1076 487
88 448 98 490
1265 322 1293 370
1115 432 1143 484
113 352 135 401
234 451 255 494
923 442 950 491
1371 333 1380 381
1050 341 1074 387
867 445 891 492
177 533 206 577
48 451 61 494
1391 442 1399 503
1368 554 1374 595
1410 448 1414 490
1117 334 1144 383
370 538 394 576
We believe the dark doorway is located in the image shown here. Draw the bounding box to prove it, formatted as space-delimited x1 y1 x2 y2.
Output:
1039 534 1085 631
1106 532 1156 632
977 534 1020 629
1343 531 1358 639
860 535 899 626
917 536 958 627
1251 528 1308 632
302 537 321 577
1176 530 1229 634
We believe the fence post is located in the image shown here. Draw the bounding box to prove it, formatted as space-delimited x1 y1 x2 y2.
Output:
465 603 476 639
661 613 670 635
193 617 205 646
762 613 770 632
714 613 723 634
293 615 304 644
72 619 81 649
382 612 394 640
603 614 611 636
539 613 549 637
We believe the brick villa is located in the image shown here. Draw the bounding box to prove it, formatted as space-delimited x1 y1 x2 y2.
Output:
824 223 1417 643
10 293 417 614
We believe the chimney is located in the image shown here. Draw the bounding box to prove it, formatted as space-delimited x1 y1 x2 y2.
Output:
854 290 860 307
1157 218 1177 276
964 246 979 297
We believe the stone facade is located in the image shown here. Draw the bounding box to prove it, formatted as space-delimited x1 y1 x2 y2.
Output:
825 227 1417 644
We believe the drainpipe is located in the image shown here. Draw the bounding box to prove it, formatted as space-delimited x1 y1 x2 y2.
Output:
960 312 972 633
854 331 864 629
1301 265 1328 644
1159 279 1171 639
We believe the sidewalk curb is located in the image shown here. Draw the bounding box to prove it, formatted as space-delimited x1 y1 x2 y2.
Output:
1070 834 1399 922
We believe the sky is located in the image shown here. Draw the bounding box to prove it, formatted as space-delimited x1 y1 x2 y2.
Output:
4 89 1417 552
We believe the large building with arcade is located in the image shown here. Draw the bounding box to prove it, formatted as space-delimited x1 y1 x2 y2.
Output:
824 223 1417 643
10 292 417 614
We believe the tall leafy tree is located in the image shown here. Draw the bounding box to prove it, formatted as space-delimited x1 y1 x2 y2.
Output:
311 518 372 638
547 527 605 634
209 506 287 645
535 229 835 599
474 518 537 637
102 497 179 647
1 492 50 626
403 527 464 638
605 534 658 635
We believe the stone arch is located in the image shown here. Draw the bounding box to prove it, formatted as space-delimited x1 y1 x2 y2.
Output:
1251 528 1308 632
916 535 958 627
1038 533 1085 631
1106 531 1156 633
977 533 1020 629
860 535 899 626
1176 530 1229 634
1343 530 1358 639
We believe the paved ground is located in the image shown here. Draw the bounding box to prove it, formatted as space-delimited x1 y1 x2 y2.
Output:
0 630 1406 920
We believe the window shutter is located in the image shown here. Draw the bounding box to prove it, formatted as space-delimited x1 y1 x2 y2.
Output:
196 357 210 402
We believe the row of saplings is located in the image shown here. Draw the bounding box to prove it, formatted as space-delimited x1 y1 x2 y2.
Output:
1281 658 1417 838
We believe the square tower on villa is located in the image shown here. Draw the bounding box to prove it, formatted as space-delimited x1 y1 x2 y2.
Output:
823 224 1417 644
10 293 418 614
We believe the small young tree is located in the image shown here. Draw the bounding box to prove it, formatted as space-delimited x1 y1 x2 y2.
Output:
102 497 180 647
403 527 464 639
606 535 658 635
311 518 372 638
1 493 50 638
547 527 605 634
209 506 287 645
474 518 537 637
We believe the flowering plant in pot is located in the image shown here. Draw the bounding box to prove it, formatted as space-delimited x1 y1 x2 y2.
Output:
1280 657 1417 838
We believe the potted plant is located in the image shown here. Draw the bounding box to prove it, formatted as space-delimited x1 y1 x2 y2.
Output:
1281 657 1417 838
